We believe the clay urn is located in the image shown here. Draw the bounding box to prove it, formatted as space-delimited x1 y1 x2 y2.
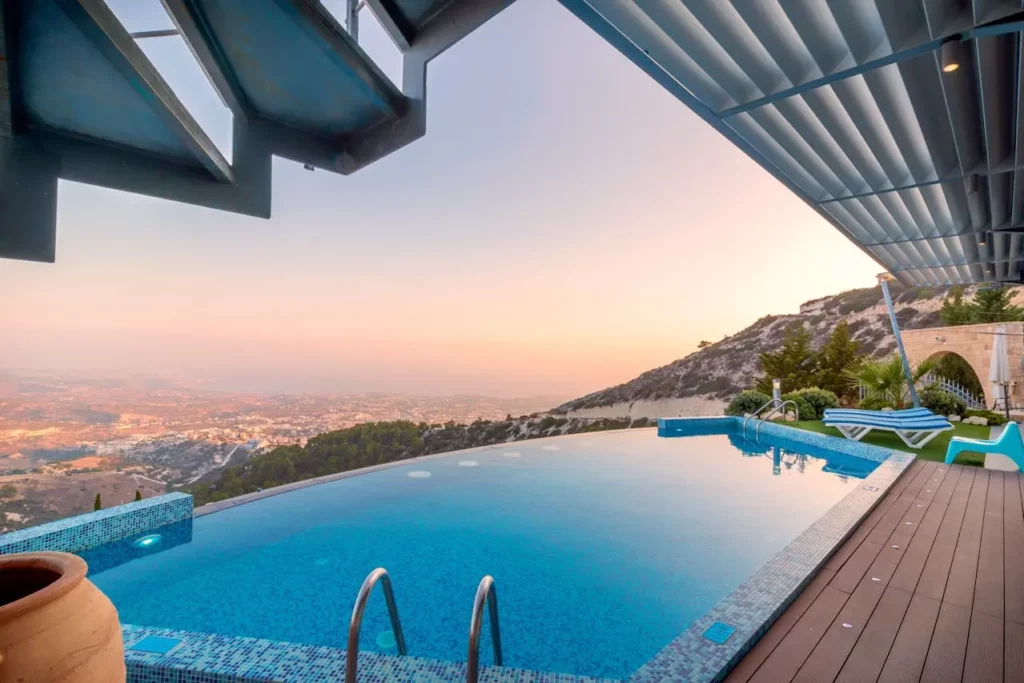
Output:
0 552 125 682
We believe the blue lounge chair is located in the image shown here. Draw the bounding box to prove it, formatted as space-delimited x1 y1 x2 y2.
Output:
945 422 1024 468
823 407 934 419
823 409 953 449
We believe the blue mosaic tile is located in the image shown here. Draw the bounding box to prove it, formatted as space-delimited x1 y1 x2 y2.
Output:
0 492 193 555
122 625 619 683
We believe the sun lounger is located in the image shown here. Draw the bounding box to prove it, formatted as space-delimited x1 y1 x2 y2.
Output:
823 407 934 419
945 422 1023 468
823 409 953 449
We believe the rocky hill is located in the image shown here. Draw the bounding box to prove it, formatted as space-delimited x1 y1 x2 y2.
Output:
553 283 1024 419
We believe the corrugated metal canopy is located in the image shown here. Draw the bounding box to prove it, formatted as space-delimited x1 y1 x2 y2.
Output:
561 0 1024 286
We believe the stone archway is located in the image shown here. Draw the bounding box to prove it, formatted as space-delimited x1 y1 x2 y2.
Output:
921 350 985 402
902 321 1024 409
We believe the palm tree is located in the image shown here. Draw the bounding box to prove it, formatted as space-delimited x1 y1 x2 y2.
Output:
845 354 935 409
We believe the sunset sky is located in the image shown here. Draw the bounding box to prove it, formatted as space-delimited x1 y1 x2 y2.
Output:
0 0 881 397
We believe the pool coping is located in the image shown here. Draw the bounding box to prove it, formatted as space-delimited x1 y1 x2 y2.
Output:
53 420 914 682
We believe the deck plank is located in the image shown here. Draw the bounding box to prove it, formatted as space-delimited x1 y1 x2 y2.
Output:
835 586 912 683
792 579 885 683
730 464 1024 683
1005 620 1024 682
962 608 1002 682
944 470 990 609
724 568 837 683
1004 473 1024 625
877 593 941 683
921 601 971 682
746 586 850 683
917 467 979 601
825 460 926 573
973 471 1004 619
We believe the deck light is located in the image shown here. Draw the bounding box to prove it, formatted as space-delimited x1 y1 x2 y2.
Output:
941 40 962 72
979 233 986 246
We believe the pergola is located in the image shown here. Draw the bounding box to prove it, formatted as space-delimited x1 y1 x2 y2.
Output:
3 0 1024 288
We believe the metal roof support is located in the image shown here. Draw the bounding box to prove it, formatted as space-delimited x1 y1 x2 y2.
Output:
364 0 411 51
0 137 58 262
0 1 12 138
340 0 515 175
817 165 1024 205
719 18 1024 120
879 273 920 408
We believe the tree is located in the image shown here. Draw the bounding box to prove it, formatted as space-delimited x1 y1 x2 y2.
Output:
755 322 818 394
845 354 935 409
135 490 143 502
941 285 1024 325
0 484 16 499
972 286 1024 322
939 285 970 325
697 340 712 349
93 493 102 511
815 321 861 400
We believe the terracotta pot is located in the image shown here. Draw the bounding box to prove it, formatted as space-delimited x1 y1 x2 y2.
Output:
0 552 125 683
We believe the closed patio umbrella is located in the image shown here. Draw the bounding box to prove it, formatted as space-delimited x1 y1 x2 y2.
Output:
990 325 1011 419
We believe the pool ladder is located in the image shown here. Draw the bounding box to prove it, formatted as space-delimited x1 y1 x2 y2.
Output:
344 568 504 683
741 398 800 441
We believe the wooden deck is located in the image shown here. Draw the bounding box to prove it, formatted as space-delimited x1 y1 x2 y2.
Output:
727 460 1024 683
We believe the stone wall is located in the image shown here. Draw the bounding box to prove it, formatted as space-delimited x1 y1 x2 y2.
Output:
902 322 1024 408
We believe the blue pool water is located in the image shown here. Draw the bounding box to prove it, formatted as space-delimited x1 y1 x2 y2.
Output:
84 428 878 679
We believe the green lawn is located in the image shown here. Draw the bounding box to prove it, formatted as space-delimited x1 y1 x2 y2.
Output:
788 420 992 467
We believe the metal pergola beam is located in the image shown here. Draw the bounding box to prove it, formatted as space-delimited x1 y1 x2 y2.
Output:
891 258 1016 274
816 163 1024 205
364 0 412 51
719 18 1024 120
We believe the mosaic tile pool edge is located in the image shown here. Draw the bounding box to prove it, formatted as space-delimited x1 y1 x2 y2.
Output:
638 416 916 682
122 624 620 683
0 492 193 555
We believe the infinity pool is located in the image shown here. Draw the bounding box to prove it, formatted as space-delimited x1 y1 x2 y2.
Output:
84 427 879 679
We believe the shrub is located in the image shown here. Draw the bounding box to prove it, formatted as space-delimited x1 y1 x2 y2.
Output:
785 387 839 420
725 390 772 416
780 393 815 421
919 388 967 417
965 409 1008 426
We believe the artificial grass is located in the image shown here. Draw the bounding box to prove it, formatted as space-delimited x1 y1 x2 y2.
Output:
788 420 991 467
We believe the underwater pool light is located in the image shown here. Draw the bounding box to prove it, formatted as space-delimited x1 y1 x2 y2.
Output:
133 534 162 549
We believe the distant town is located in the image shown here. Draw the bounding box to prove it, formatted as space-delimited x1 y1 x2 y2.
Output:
0 369 565 531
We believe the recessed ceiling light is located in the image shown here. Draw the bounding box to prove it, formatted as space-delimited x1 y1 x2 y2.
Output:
941 40 962 73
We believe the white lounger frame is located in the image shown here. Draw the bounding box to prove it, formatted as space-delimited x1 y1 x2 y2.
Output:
831 422 952 449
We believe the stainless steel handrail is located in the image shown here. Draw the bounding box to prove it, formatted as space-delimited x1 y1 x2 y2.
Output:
742 398 780 438
755 400 799 441
346 568 407 683
466 575 503 683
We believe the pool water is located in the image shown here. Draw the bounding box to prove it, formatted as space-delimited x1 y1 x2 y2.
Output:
85 428 878 679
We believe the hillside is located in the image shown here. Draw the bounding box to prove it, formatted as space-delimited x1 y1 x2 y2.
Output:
554 283 1024 419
